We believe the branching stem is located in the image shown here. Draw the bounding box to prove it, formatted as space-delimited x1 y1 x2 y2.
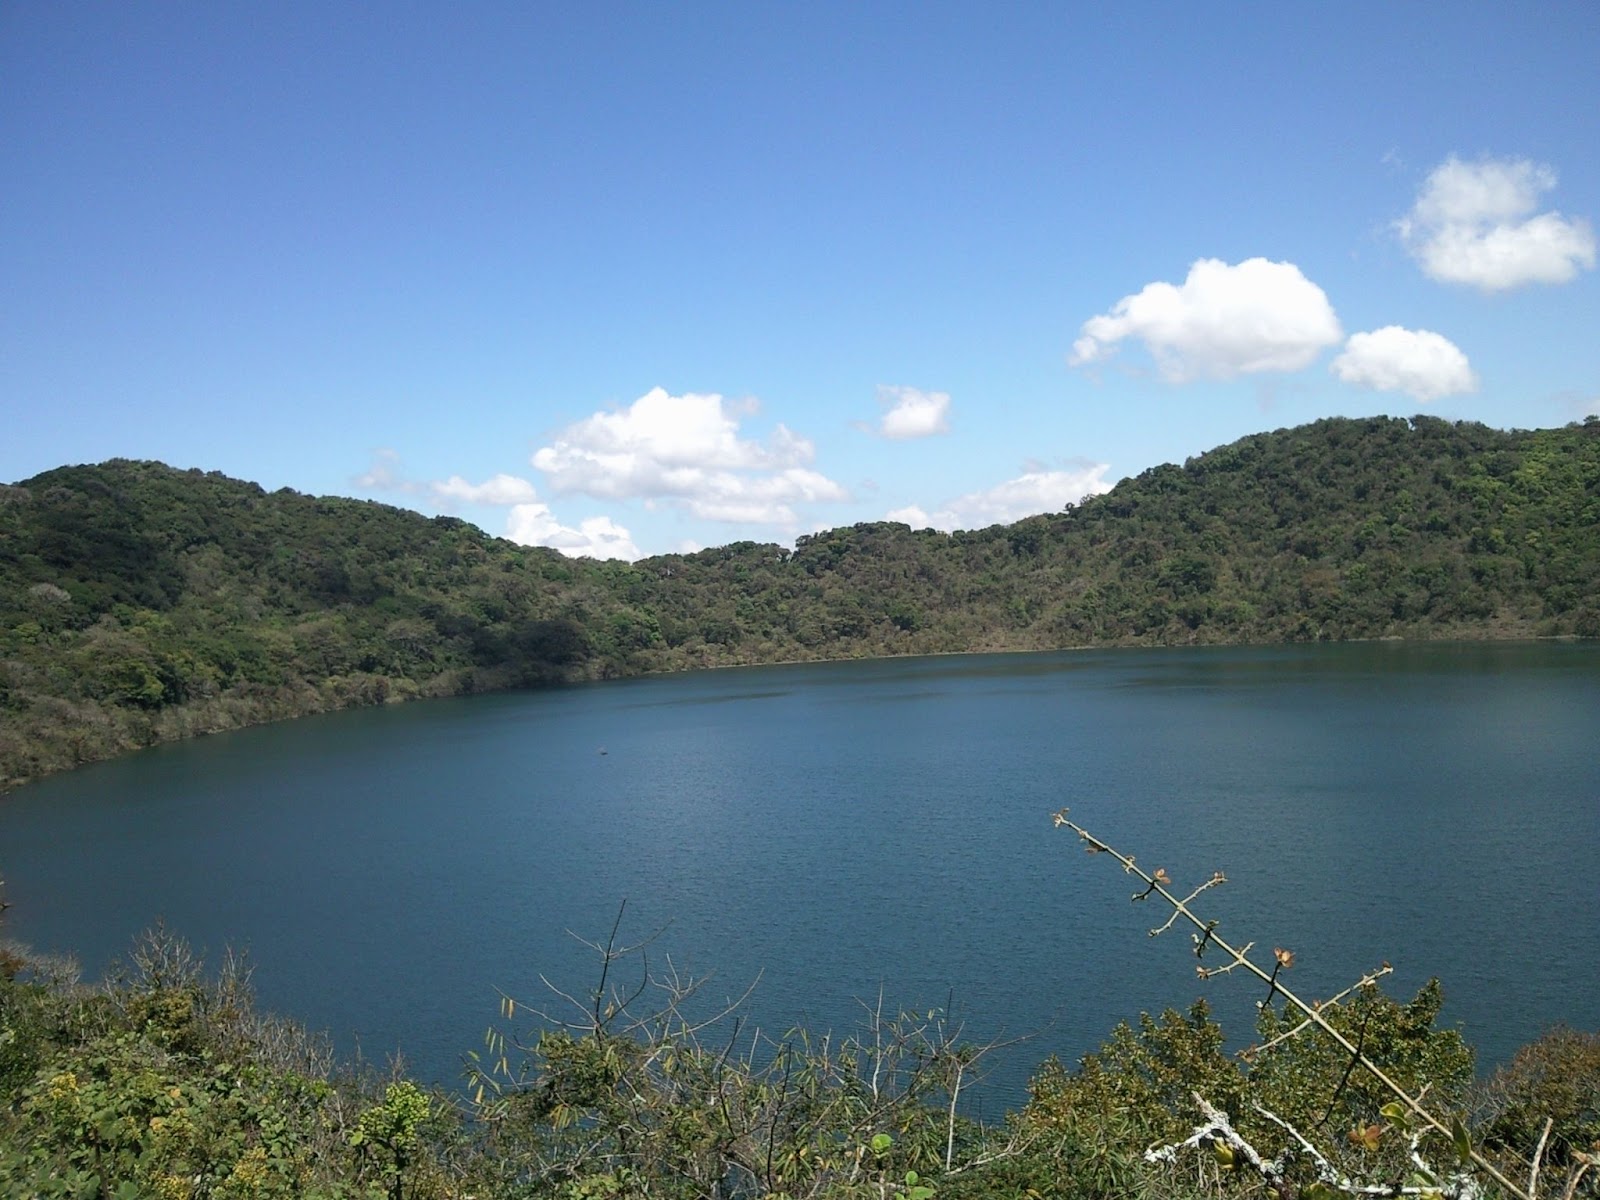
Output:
1054 809 1531 1200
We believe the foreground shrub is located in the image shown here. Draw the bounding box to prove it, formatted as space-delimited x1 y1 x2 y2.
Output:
0 929 468 1200
2 862 1595 1199
1478 1027 1600 1182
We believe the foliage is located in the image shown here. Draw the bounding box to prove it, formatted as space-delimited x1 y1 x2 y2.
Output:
1012 1004 1245 1199
1050 810 1587 1200
352 1082 436 1200
1477 1027 1600 1186
0 927 469 1199
0 903 1595 1199
1024 1000 1246 1145
463 915 1010 1200
5 415 1600 791
1249 979 1474 1141
1007 984 1476 1199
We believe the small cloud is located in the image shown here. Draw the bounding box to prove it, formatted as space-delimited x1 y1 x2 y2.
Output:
1552 390 1600 421
886 504 933 528
682 467 848 524
1070 258 1342 382
892 462 1114 532
1398 155 1596 291
354 449 420 494
532 387 848 527
875 385 951 439
430 473 540 506
358 456 544 509
352 456 635 556
506 502 641 561
1331 326 1478 402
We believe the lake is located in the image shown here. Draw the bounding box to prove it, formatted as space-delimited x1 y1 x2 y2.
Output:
2 641 1597 1113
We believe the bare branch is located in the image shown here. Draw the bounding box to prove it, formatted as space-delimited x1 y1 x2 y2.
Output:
1244 965 1394 1059
1528 1116 1553 1199
1056 810 1532 1200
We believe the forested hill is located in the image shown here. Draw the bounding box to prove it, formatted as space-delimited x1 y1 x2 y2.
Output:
3 414 1598 791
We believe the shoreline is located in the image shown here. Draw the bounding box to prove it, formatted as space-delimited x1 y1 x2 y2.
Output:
3 625 1583 798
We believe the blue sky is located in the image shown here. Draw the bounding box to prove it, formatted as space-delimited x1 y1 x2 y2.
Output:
4 4 1597 559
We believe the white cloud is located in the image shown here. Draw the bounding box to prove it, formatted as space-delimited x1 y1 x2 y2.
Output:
1398 156 1596 290
532 387 848 526
534 387 811 493
1331 326 1478 402
430 473 539 506
351 454 636 558
354 449 420 494
890 463 1114 532
506 502 641 561
876 385 951 439
682 467 848 524
886 504 933 528
357 456 544 509
1070 258 1343 382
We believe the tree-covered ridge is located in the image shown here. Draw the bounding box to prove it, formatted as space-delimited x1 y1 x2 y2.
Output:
3 414 1598 790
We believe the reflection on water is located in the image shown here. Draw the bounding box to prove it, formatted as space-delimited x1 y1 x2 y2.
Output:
2 641 1597 1107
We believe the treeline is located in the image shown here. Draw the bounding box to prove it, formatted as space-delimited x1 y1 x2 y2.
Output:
4 414 1599 790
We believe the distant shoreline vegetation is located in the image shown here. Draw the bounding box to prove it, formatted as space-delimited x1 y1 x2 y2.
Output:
3 413 1598 793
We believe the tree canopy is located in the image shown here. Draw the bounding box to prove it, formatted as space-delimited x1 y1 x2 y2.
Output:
4 415 1598 791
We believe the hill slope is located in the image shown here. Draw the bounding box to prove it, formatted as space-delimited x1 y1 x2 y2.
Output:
3 414 1598 790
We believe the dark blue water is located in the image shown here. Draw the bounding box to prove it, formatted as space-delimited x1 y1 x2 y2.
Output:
2 642 1597 1112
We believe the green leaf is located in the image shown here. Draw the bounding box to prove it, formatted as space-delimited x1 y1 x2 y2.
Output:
1451 1116 1472 1163
870 1133 893 1155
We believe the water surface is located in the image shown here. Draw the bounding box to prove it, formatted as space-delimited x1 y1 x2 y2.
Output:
3 641 1596 1109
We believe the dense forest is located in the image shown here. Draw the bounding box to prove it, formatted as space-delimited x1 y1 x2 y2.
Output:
3 414 1599 791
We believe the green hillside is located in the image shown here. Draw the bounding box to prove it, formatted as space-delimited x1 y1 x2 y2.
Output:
3 414 1598 791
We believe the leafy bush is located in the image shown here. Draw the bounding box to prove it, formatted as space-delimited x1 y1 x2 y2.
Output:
0 929 468 1200
1478 1027 1600 1181
2 856 1596 1199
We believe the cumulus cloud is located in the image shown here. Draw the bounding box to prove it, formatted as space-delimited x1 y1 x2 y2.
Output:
430 473 540 506
875 385 951 439
1331 326 1478 402
506 502 641 561
1070 258 1343 382
532 387 848 525
534 387 811 493
1398 156 1596 290
351 454 636 559
889 462 1114 532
